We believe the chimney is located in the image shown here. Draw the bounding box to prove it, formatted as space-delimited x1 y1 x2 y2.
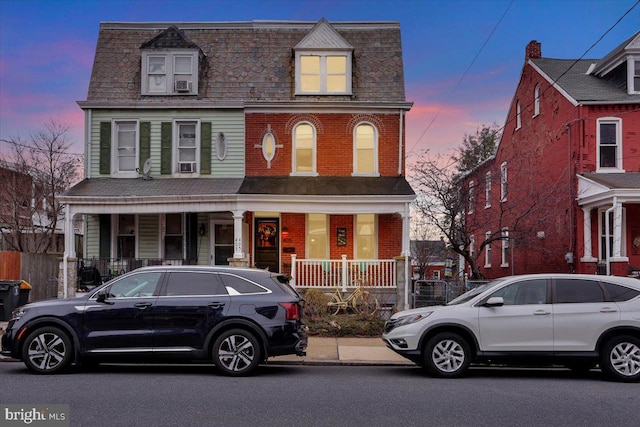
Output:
525 40 541 61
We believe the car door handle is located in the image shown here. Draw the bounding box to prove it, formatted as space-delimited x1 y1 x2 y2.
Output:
208 302 225 309
533 310 551 315
600 307 617 313
134 302 152 309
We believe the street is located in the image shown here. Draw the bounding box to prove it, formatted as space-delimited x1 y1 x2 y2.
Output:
0 362 637 426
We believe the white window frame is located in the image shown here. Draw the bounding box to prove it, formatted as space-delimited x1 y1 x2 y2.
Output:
468 180 474 214
484 231 492 268
352 122 379 176
516 100 521 130
291 122 317 176
162 213 184 260
141 51 198 96
501 228 509 267
533 84 540 117
173 119 201 177
596 117 624 172
485 171 491 208
628 57 640 94
112 119 139 177
469 235 475 258
598 207 627 259
500 162 508 202
355 214 377 259
306 213 328 259
295 51 352 95
112 214 138 259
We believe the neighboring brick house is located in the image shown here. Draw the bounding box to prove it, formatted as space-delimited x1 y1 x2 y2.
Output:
60 20 415 296
461 32 640 279
410 239 455 281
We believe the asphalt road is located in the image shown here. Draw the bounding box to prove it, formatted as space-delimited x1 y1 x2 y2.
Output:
0 362 637 427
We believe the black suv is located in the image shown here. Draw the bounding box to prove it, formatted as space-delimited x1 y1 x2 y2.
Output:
1 266 307 376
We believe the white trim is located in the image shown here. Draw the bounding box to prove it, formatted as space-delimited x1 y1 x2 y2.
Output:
291 121 317 176
141 50 198 96
295 51 353 96
484 231 491 268
173 119 201 177
529 60 579 107
596 117 624 172
111 119 139 178
352 121 379 176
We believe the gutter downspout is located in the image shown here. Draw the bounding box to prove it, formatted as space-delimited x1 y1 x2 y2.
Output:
604 196 616 276
398 109 404 176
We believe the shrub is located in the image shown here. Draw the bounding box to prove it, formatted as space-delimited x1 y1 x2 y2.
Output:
302 288 329 319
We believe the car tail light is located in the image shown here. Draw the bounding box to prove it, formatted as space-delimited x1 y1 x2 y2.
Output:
279 302 300 320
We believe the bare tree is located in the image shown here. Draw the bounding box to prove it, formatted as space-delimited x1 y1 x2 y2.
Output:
411 125 568 279
0 120 81 253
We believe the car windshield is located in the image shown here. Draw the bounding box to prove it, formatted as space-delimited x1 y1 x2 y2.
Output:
447 278 508 305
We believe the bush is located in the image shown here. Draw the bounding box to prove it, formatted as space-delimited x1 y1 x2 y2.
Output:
301 288 329 319
305 313 386 337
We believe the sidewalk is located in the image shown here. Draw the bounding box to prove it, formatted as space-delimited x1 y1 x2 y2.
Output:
0 321 411 366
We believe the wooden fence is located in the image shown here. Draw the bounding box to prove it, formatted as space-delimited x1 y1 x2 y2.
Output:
0 251 60 302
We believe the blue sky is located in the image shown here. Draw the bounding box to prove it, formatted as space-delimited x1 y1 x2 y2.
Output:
0 0 638 160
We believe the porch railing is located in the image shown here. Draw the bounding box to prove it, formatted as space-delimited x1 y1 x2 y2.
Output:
289 254 396 290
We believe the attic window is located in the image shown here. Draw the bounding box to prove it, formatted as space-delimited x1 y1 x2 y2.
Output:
632 59 640 94
296 53 351 95
141 51 198 95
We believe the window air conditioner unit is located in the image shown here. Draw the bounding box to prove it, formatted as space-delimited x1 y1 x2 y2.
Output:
179 162 196 173
174 80 191 92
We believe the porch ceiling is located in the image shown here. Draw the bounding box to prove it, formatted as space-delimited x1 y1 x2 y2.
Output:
577 173 640 207
239 176 415 196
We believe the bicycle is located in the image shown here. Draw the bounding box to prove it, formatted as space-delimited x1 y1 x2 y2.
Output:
325 280 380 315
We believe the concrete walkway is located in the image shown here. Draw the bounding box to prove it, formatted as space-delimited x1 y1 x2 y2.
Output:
1 321 411 366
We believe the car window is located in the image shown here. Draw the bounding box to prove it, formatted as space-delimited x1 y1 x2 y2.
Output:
164 272 226 296
601 282 640 302
488 279 547 305
554 278 605 303
219 274 269 295
106 272 163 298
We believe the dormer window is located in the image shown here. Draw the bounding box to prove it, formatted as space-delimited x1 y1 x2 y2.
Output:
631 58 640 94
142 51 198 95
296 53 351 94
294 19 353 96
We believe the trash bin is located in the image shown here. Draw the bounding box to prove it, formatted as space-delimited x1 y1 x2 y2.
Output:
0 280 22 321
18 280 32 307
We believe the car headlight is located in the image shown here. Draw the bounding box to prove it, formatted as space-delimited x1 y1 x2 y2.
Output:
11 306 29 321
394 312 432 327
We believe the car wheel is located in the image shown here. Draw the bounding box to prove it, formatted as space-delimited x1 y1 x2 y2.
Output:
600 335 640 382
212 329 261 376
22 327 73 374
423 332 471 378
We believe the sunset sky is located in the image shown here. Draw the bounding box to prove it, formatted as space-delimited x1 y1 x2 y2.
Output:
1 0 638 164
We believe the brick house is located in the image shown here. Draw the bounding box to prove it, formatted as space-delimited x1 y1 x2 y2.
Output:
461 32 640 279
59 20 415 299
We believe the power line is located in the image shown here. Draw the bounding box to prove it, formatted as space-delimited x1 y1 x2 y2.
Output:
406 0 515 158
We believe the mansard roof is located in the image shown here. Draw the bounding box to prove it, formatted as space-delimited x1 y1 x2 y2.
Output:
81 20 408 107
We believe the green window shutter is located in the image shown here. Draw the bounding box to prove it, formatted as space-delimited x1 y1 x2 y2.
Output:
139 122 151 172
161 122 172 175
201 122 212 175
99 122 111 175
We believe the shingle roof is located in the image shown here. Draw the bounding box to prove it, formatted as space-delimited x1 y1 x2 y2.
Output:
239 176 415 196
531 58 640 103
83 20 407 106
581 172 640 189
61 176 416 199
62 178 244 198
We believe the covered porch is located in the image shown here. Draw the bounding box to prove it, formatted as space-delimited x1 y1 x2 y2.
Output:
577 173 640 277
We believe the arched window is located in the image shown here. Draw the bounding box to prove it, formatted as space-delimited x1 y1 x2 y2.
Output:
292 122 316 175
353 123 378 175
533 84 540 116
516 101 521 129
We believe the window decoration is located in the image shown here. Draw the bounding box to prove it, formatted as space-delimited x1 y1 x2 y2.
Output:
216 132 227 161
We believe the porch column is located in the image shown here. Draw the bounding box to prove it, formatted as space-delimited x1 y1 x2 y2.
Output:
232 210 245 258
581 207 597 262
612 202 623 259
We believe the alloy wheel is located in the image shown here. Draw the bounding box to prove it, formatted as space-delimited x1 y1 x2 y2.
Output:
432 339 466 373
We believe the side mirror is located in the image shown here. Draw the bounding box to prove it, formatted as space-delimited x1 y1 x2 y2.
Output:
96 291 113 304
485 296 504 307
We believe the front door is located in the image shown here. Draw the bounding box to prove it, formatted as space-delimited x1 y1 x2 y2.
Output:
254 218 279 272
210 221 234 265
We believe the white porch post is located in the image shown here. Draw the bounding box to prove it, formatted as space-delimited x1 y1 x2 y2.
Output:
232 210 245 258
612 201 623 259
290 254 297 287
581 207 597 262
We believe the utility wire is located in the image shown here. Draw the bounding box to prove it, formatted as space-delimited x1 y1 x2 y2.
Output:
406 0 515 158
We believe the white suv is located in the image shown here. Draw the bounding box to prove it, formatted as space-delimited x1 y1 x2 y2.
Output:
382 274 640 382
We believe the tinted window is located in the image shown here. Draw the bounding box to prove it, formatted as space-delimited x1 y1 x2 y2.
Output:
489 279 547 305
554 279 605 303
106 272 163 298
602 282 640 302
165 272 226 296
220 274 269 295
